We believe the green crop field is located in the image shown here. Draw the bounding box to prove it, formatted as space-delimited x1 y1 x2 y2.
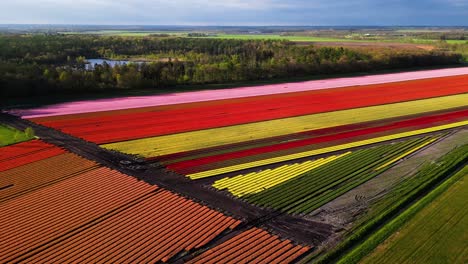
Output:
329 144 468 264
62 31 367 42
203 34 364 42
310 143 468 264
60 30 468 45
0 125 35 146
446 39 468 44
361 165 468 264
406 38 467 44
61 30 186 36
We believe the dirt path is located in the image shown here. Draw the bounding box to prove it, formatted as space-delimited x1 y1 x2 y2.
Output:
3 112 465 247
307 128 468 229
0 112 333 245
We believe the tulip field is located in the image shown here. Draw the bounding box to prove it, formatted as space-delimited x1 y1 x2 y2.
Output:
5 67 468 263
214 136 440 214
186 227 312 264
212 136 437 198
0 139 312 263
18 68 468 181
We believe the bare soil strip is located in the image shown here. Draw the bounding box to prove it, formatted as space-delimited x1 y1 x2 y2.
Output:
306 128 468 241
2 112 464 248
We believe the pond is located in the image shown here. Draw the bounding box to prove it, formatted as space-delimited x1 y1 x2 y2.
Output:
86 59 145 69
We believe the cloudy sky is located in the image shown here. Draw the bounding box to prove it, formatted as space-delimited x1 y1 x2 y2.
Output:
1 0 467 25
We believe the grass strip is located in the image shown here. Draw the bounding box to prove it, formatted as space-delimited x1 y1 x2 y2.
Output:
0 125 35 147
310 143 468 264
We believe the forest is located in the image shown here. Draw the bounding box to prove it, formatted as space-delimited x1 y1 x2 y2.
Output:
0 34 464 98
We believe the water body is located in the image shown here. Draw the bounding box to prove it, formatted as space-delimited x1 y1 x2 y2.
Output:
86 59 145 69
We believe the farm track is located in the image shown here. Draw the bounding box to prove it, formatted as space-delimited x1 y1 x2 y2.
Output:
4 68 468 262
306 129 468 229
0 112 333 246
2 112 466 249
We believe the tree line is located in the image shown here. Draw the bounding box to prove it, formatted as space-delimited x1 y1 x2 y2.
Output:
0 34 463 98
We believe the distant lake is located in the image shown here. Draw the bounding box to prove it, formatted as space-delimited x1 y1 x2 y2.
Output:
86 59 145 69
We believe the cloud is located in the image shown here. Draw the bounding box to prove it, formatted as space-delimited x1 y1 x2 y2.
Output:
0 0 467 25
11 0 295 11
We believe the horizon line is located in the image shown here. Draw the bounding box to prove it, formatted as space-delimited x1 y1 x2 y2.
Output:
1 23 468 28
